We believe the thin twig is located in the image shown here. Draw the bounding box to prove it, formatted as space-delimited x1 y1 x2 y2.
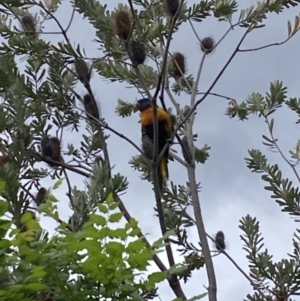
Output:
65 1 76 33
190 53 206 124
170 151 187 166
62 168 75 209
196 92 234 100
265 116 300 184
238 30 300 52
73 103 144 154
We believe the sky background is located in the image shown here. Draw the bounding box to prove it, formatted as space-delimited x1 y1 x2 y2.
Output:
11 0 300 300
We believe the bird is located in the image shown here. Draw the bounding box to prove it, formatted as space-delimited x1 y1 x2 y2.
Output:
135 98 173 189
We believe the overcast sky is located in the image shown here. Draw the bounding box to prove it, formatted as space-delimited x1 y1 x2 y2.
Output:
14 0 300 300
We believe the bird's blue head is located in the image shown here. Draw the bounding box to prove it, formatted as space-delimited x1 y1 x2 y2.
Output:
135 98 151 112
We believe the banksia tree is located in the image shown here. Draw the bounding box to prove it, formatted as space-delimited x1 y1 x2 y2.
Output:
0 1 299 301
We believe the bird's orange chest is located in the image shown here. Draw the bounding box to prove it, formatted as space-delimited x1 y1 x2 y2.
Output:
140 108 171 128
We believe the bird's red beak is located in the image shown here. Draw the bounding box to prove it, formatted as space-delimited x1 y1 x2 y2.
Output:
135 102 140 110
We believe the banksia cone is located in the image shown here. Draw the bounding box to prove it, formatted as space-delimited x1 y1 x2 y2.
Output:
74 59 91 86
83 94 100 121
20 14 37 39
128 40 146 67
200 37 215 54
142 134 153 160
35 187 46 206
0 155 10 167
170 52 186 78
41 135 62 167
181 136 192 163
215 231 226 251
114 10 131 40
162 0 179 17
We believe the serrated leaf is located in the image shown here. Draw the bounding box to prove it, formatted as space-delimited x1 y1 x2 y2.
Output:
98 203 108 213
108 212 123 223
147 271 168 286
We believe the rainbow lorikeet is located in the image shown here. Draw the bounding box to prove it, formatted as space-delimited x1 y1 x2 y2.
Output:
135 98 173 188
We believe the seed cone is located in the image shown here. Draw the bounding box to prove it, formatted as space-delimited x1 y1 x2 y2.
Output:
162 0 179 17
128 40 146 67
35 187 47 206
41 135 62 167
200 37 215 54
74 59 91 85
0 155 10 167
171 52 186 78
142 133 153 160
181 136 192 163
21 14 37 39
215 231 226 251
83 94 100 121
114 10 132 40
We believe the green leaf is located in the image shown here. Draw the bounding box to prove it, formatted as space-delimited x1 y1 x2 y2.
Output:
105 241 125 256
126 239 146 253
0 200 8 216
115 99 136 117
0 181 6 195
24 266 47 281
98 203 108 213
89 214 107 227
25 282 47 292
194 144 211 164
108 212 123 223
53 177 64 190
147 271 168 287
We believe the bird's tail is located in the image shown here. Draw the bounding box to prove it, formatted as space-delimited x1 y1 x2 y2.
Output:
159 157 169 180
158 157 168 193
